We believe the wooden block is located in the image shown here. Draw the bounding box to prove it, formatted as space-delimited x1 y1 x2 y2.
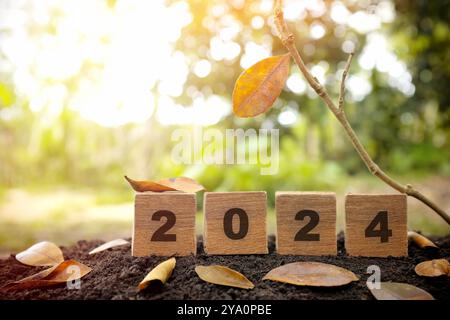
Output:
345 194 407 257
275 192 337 255
132 192 196 257
203 192 268 255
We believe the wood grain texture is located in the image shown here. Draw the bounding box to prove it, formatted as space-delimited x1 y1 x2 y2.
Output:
203 192 268 255
275 192 337 255
345 194 407 257
132 192 196 257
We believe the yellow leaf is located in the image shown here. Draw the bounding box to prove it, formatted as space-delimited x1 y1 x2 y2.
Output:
125 176 205 193
232 54 290 118
89 239 129 255
369 282 434 300
15 241 64 267
407 231 438 249
415 259 450 277
138 257 176 291
1 260 91 291
195 265 254 289
262 262 359 287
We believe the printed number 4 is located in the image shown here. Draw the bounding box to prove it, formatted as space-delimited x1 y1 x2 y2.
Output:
365 210 392 243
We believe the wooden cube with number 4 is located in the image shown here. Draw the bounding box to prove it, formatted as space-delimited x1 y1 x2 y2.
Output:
345 194 407 257
132 192 196 257
276 192 337 255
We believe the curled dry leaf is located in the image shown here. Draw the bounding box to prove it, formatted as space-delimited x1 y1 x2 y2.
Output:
263 262 359 287
89 239 129 255
138 257 176 291
415 259 450 277
15 241 64 267
125 176 205 193
232 54 290 118
369 282 434 300
195 265 254 289
407 231 438 249
1 259 91 291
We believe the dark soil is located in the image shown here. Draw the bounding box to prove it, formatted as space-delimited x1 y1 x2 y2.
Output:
0 234 449 300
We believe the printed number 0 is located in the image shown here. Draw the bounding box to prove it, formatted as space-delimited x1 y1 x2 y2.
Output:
223 208 249 240
294 210 320 241
365 210 392 243
151 210 176 242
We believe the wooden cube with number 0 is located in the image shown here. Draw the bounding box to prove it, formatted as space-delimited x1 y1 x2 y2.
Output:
345 194 407 257
203 192 268 255
276 192 337 255
132 192 196 257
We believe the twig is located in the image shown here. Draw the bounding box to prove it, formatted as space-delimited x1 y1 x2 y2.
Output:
274 0 450 224
339 53 353 110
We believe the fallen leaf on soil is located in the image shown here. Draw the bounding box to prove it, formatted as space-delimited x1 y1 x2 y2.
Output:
415 259 450 277
195 265 254 289
232 54 290 118
89 239 129 255
138 257 176 291
408 231 438 249
369 282 434 300
262 262 359 287
125 176 205 193
1 259 91 291
15 241 64 267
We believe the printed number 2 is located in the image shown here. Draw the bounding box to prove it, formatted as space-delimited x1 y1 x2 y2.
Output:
151 210 176 242
365 210 392 243
294 210 320 241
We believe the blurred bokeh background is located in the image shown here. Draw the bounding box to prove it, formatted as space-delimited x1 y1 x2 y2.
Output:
0 0 449 255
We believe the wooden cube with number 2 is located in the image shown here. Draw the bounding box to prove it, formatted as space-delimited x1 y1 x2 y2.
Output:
345 194 407 257
276 192 337 255
132 192 196 257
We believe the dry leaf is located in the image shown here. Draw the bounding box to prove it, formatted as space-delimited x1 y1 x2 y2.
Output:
369 282 434 300
232 54 290 118
138 257 176 291
157 177 205 193
263 262 359 287
415 259 450 277
125 176 204 193
89 239 129 255
125 176 175 192
408 231 438 249
15 241 64 267
195 265 254 289
1 259 91 291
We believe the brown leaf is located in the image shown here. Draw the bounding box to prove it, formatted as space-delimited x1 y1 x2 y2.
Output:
15 241 64 267
125 176 175 192
195 265 254 289
369 282 434 300
89 239 129 255
1 259 91 291
157 177 205 193
407 231 438 249
262 262 359 287
138 257 176 291
125 176 205 193
232 54 290 118
415 259 450 277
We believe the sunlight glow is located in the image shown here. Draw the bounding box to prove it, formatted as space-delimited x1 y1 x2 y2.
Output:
0 0 195 127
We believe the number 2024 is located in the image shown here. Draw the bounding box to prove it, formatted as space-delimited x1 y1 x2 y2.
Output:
149 208 392 243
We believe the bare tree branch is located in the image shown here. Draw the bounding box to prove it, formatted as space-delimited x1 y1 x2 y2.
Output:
274 0 450 225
